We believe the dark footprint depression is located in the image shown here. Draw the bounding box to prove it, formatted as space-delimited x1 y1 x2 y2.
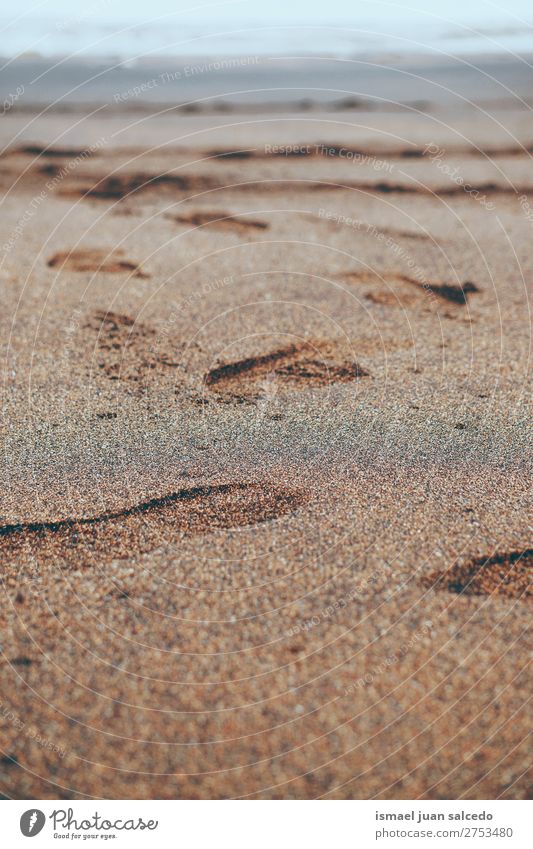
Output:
0 483 308 568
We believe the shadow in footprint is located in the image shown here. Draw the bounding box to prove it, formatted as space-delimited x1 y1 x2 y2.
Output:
425 549 532 600
59 172 216 201
426 281 479 305
19 145 97 158
168 210 268 234
48 249 149 278
0 483 308 568
339 271 479 307
204 340 369 402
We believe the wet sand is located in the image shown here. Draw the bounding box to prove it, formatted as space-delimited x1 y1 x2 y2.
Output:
0 56 531 799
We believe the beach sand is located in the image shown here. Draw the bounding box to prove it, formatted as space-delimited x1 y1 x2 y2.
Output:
0 55 531 799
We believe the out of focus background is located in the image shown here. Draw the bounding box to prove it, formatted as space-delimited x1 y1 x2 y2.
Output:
2 0 533 59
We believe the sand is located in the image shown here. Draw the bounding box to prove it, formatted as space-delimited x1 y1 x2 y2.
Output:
0 55 531 799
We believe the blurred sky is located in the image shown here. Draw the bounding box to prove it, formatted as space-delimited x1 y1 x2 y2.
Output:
3 0 533 58
6 0 533 24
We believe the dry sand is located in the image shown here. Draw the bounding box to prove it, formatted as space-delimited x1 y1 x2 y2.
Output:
0 56 531 799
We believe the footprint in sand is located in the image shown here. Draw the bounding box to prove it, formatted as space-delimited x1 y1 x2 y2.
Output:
0 484 307 568
203 340 370 403
425 549 532 600
338 270 479 308
48 249 149 278
18 145 97 159
86 310 180 385
168 210 269 235
208 149 255 160
59 172 215 201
